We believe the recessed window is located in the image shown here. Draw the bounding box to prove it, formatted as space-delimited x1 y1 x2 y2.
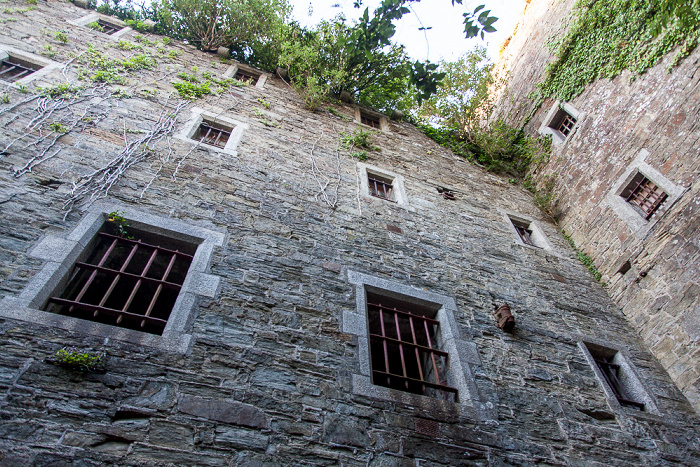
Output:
581 342 653 412
360 112 381 129
93 19 122 35
505 213 553 251
193 121 231 148
44 219 197 336
367 292 457 400
555 112 577 137
70 13 130 39
0 57 39 82
620 172 667 220
234 68 259 85
511 219 536 247
538 101 581 143
437 187 455 200
368 173 395 201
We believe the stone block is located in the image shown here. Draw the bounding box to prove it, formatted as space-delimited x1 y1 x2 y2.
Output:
178 395 270 429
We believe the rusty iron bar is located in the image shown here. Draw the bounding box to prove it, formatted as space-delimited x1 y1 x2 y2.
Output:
422 319 443 387
118 248 159 325
393 308 409 389
97 232 194 260
378 305 391 387
368 334 449 357
97 241 141 311
371 370 457 393
141 251 178 327
626 177 666 220
408 315 426 394
49 297 168 326
72 263 183 290
368 302 440 325
68 237 119 312
98 20 120 35
558 114 576 136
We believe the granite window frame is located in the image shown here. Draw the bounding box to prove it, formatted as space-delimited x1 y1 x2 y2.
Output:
0 47 60 87
223 63 268 89
343 271 493 420
176 107 248 157
354 108 388 132
70 13 131 39
578 339 660 416
538 101 581 144
357 162 408 206
0 203 225 354
605 149 686 239
503 212 554 251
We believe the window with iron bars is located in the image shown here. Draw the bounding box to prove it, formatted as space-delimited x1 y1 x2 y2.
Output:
512 219 536 247
193 121 231 148
0 58 39 82
619 172 667 220
368 174 394 201
585 344 645 411
360 112 381 129
44 221 197 336
556 113 577 137
367 293 457 401
96 19 122 35
234 68 259 85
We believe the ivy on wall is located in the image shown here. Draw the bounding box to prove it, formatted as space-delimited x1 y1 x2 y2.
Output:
537 0 700 102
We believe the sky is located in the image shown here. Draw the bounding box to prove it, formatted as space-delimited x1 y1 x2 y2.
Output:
287 0 527 63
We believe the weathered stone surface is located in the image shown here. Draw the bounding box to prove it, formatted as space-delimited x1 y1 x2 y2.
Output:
178 395 270 429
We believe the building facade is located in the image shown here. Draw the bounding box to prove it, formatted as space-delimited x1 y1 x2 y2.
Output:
0 0 699 465
491 0 700 414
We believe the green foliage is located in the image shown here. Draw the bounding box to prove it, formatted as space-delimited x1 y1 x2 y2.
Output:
78 45 155 84
538 0 700 102
116 40 143 51
49 121 67 133
54 30 68 44
52 347 105 372
124 19 150 32
172 80 211 99
1 93 9 104
563 231 606 285
17 83 29 94
111 88 132 98
87 20 104 32
26 0 38 4
171 70 246 100
176 71 199 83
40 83 83 99
523 174 557 220
350 150 368 161
257 97 270 109
41 44 56 58
107 211 133 238
340 128 378 151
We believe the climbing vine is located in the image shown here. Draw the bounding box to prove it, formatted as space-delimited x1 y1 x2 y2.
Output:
538 0 700 102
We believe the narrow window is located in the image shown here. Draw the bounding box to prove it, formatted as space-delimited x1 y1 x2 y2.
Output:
234 68 259 85
556 113 577 136
360 112 381 129
0 58 39 82
368 173 394 201
98 19 121 35
44 219 197 336
620 172 667 220
194 121 231 148
583 343 647 411
512 219 536 247
367 292 457 401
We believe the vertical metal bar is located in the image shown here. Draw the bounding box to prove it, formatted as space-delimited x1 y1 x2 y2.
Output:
423 319 443 386
96 241 140 312
393 308 408 388
201 126 212 144
378 305 391 385
69 238 119 311
0 65 15 77
141 251 178 327
118 248 158 324
213 129 223 147
408 315 426 393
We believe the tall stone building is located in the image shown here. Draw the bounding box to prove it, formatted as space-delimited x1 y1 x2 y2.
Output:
491 0 700 415
0 1 698 465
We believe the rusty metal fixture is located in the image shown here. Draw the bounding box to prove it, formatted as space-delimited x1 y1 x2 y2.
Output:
494 304 515 332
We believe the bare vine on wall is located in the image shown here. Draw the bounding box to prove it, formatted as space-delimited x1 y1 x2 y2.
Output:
308 130 341 209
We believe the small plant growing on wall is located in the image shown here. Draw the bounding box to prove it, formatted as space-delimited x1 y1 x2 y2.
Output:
54 30 68 44
49 347 106 372
106 211 133 239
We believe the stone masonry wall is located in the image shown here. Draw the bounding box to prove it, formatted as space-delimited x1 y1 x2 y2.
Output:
0 1 699 465
491 0 700 414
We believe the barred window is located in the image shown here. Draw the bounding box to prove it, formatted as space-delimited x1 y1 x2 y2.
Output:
360 111 381 129
44 217 197 335
556 113 577 136
583 343 647 411
620 172 667 220
511 219 536 247
194 121 231 148
234 68 259 85
0 58 39 83
95 19 122 35
367 292 457 401
368 173 394 201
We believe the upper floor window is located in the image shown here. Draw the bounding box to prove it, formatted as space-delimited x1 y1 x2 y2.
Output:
504 213 554 251
360 111 381 129
620 172 667 220
0 58 39 82
538 101 581 143
555 112 577 137
511 219 536 247
194 121 231 149
91 19 122 35
368 173 395 201
367 292 457 400
234 68 259 85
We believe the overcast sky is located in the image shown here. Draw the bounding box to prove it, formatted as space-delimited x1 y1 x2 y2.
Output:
287 0 527 63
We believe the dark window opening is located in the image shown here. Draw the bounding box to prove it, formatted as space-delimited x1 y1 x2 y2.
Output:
44 221 197 336
97 19 122 35
548 108 577 137
512 219 536 247
437 187 455 200
617 260 632 275
367 292 457 401
368 174 394 201
620 172 667 220
194 121 231 148
0 58 39 82
586 344 644 411
234 69 259 85
360 112 381 129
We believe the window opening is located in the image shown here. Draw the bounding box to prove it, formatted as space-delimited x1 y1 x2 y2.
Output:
512 220 535 247
592 355 644 410
0 58 39 82
617 260 632 275
360 112 381 129
437 187 455 200
194 121 231 148
557 113 577 136
367 293 457 401
96 19 121 35
44 222 196 336
620 172 667 220
368 174 394 201
234 69 259 85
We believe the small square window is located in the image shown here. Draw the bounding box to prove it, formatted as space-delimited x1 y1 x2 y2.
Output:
360 112 381 129
504 213 554 252
539 101 581 143
0 57 39 82
234 68 259 85
511 219 536 247
582 342 650 412
367 292 457 400
620 172 667 220
556 113 577 136
193 121 231 148
94 19 122 35
44 219 197 336
368 173 395 201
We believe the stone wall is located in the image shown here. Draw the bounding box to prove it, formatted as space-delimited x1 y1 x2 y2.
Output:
0 0 698 465
491 0 700 414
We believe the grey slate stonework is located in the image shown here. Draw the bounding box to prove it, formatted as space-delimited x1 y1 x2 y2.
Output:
0 0 699 465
